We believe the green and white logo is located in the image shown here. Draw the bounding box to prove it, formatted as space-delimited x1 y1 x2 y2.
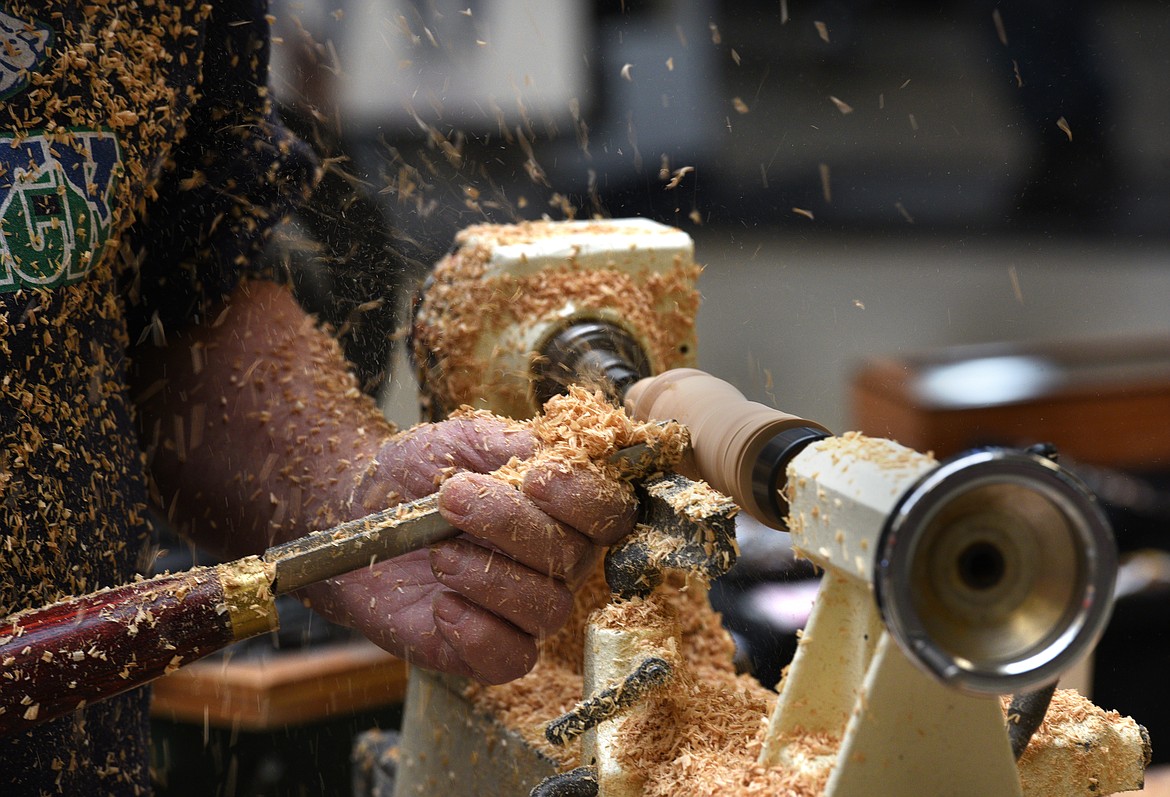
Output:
0 10 52 102
0 130 122 292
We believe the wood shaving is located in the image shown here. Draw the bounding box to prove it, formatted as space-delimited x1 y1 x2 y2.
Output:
828 96 854 115
992 9 1009 47
665 166 695 189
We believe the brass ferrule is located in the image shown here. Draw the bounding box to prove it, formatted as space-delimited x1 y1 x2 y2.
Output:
216 557 279 641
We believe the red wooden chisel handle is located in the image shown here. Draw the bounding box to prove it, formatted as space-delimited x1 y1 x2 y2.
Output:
0 558 275 736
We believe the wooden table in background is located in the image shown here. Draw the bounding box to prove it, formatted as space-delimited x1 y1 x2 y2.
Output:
151 639 408 731
852 334 1170 469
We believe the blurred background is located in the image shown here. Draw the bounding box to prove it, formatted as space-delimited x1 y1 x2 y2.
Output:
266 0 1170 430
153 2 1170 793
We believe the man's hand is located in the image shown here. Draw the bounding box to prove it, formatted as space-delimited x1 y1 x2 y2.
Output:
302 414 637 684
134 280 638 685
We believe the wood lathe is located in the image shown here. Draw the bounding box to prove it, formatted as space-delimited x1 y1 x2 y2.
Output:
390 219 1150 797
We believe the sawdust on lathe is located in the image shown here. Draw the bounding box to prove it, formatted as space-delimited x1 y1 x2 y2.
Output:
466 561 834 795
1012 687 1098 754
807 431 936 474
466 554 834 795
629 704 836 797
1013 687 1150 794
412 221 700 416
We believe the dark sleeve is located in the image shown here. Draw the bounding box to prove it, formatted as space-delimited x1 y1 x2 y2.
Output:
125 0 320 341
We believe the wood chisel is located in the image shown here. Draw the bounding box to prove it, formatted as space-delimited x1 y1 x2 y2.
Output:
0 433 674 736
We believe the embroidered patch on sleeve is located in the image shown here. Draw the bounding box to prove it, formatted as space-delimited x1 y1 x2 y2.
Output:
0 9 52 102
0 129 122 292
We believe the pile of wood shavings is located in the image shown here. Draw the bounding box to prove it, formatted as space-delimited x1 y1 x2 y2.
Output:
466 568 777 776
468 515 1142 797
534 385 687 463
627 706 835 797
488 385 688 487
625 679 1142 796
603 585 834 797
